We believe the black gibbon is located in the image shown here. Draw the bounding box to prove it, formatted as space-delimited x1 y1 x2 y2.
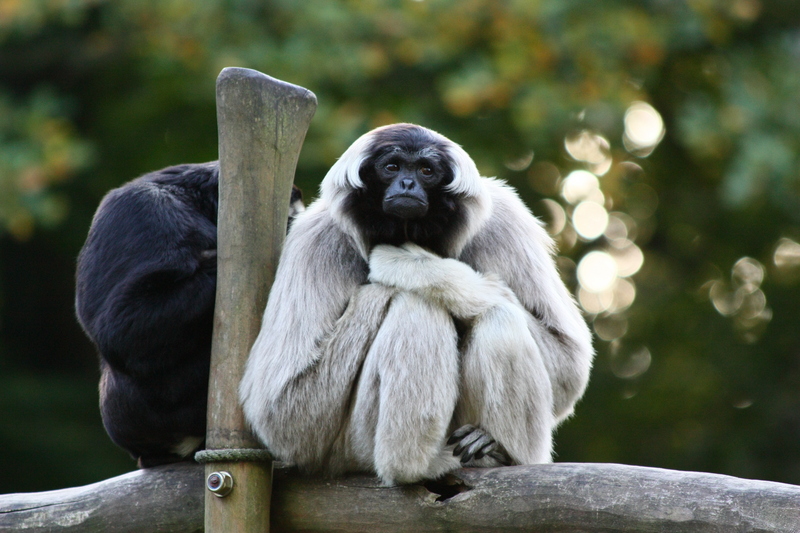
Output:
240 124 594 485
76 161 302 467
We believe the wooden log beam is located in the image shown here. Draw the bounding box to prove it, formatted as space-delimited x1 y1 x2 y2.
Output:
0 463 204 533
3 463 799 532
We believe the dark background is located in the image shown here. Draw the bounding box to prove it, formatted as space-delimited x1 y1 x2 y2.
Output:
2 0 800 493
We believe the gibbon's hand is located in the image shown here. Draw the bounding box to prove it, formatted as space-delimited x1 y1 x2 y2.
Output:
447 425 512 465
369 242 519 321
369 242 470 289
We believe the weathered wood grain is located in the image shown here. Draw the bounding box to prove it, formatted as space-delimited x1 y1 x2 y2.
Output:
3 463 798 532
206 67 316 533
0 463 204 533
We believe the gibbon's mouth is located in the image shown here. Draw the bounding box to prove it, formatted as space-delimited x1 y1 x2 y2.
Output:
383 195 429 219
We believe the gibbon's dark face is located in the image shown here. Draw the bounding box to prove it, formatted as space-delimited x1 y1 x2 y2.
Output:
347 125 466 256
377 148 441 220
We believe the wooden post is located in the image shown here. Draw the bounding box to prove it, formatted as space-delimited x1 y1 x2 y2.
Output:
205 68 316 533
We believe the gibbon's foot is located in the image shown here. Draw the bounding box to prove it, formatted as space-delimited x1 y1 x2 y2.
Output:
447 424 512 465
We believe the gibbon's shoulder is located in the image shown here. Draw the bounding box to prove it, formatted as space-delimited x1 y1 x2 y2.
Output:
89 162 219 233
479 177 539 222
458 178 558 295
284 197 367 270
470 177 552 249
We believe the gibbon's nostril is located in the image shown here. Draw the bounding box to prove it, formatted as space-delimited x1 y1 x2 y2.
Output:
401 178 415 190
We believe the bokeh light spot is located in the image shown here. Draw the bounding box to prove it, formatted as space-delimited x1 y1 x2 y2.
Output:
732 257 764 288
609 240 644 277
504 150 534 171
611 346 652 379
561 170 600 204
594 315 629 341
623 101 665 155
612 277 637 311
709 280 743 316
578 286 615 314
774 238 800 270
572 201 609 240
737 288 766 320
564 130 613 175
577 251 618 293
537 199 567 235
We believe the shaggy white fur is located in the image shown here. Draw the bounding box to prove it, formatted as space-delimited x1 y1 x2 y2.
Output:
240 124 594 485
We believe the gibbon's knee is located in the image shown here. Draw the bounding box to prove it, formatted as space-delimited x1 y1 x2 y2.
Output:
365 291 460 484
457 303 555 465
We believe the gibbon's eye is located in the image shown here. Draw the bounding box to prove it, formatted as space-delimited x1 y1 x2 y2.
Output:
385 163 400 172
420 166 434 177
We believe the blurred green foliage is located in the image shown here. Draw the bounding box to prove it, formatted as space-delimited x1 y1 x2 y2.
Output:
2 0 800 492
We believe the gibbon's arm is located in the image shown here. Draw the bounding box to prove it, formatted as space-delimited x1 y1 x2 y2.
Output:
460 179 594 422
369 179 594 423
369 240 557 465
75 185 217 376
368 243 520 321
240 202 383 470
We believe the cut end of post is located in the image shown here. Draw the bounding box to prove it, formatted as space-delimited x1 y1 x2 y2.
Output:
217 66 318 110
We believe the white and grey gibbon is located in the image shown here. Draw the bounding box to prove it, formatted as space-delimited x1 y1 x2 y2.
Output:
240 123 594 485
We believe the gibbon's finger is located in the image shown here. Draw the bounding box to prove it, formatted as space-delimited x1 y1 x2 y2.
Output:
447 424 476 446
452 428 483 456
472 439 498 461
461 433 495 463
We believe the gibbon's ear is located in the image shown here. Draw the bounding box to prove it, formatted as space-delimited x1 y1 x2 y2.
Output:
442 140 484 198
319 131 373 199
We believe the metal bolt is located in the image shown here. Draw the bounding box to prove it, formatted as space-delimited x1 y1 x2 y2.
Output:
206 471 234 497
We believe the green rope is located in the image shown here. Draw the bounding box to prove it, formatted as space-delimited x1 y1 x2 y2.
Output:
194 448 273 464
